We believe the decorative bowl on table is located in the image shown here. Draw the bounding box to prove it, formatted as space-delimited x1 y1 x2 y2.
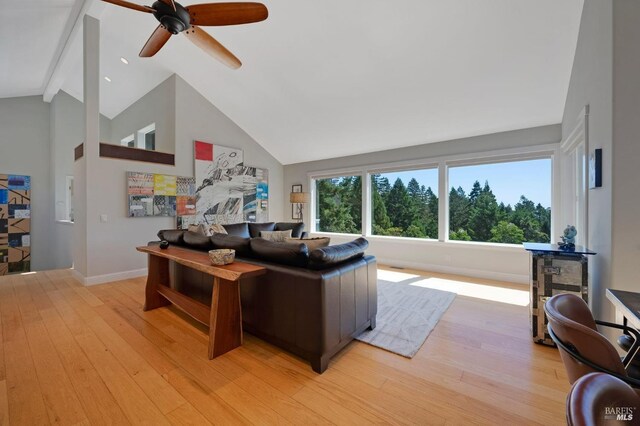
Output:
208 249 235 265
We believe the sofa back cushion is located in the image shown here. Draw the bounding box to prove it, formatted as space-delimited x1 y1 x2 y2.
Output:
275 222 305 238
157 229 185 245
286 237 330 252
249 222 276 238
308 237 369 270
260 229 292 242
250 238 309 267
222 223 251 238
183 231 214 251
210 234 252 257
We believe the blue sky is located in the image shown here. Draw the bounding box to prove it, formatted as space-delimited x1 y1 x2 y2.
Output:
379 158 551 207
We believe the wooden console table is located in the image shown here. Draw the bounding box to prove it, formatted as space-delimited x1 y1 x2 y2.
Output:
136 245 266 359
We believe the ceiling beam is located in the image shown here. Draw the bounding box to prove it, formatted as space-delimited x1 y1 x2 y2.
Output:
43 0 107 103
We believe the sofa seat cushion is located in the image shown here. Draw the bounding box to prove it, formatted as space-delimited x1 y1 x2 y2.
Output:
210 234 252 257
158 229 185 245
222 223 251 238
183 231 214 251
309 237 369 270
249 222 276 238
275 222 305 238
250 238 309 267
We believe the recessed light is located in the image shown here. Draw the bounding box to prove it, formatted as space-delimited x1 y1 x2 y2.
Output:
120 57 129 65
104 76 112 82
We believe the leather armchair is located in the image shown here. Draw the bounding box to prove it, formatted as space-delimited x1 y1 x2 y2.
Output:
545 293 640 387
567 373 640 426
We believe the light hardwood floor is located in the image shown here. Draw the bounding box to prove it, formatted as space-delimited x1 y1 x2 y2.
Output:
0 266 570 425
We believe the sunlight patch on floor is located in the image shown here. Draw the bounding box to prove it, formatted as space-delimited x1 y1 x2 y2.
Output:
378 269 529 306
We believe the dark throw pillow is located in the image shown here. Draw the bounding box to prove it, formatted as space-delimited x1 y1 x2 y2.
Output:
250 238 310 267
275 222 305 238
308 237 369 270
210 234 252 257
249 222 276 238
222 223 251 238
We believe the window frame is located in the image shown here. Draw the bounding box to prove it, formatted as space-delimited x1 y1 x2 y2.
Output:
445 153 555 245
308 143 559 249
367 164 440 241
309 170 365 235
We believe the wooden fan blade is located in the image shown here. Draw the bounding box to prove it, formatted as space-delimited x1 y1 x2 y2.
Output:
158 0 177 12
101 0 155 13
187 2 268 26
139 25 172 57
183 26 241 69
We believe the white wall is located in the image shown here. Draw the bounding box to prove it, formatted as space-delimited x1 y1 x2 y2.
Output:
174 75 284 222
107 75 176 153
77 74 284 282
284 124 561 283
610 2 640 308
0 96 56 271
561 0 613 319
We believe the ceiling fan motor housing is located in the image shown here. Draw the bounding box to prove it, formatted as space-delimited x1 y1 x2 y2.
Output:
152 1 191 34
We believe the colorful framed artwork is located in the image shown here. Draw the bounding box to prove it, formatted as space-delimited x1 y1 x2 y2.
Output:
0 174 31 275
126 171 194 218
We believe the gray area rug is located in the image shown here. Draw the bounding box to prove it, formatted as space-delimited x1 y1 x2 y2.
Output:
356 278 456 358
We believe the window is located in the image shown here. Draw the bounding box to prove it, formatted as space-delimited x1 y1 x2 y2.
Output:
120 123 156 150
121 134 135 148
315 175 362 234
371 168 438 239
65 176 74 222
448 158 551 244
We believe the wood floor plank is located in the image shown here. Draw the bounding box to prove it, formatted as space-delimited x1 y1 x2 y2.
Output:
166 402 213 426
1 266 571 425
46 288 170 425
0 380 9 426
58 288 187 416
164 368 250 425
13 278 89 426
38 306 131 426
0 281 50 426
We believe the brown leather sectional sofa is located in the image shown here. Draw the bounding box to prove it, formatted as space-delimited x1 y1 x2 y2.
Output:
157 222 377 373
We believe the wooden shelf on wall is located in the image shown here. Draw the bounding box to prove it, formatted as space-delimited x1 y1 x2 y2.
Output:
74 144 84 161
73 143 175 165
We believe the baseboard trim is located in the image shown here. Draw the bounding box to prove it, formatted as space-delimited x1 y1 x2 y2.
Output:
375 257 529 285
72 268 148 286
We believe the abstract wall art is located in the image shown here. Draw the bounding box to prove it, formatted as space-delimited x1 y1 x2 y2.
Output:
242 167 269 222
127 171 195 218
194 141 245 225
189 141 269 227
0 174 31 275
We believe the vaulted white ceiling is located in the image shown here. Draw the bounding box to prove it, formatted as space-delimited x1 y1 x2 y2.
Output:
0 0 83 98
1 0 584 165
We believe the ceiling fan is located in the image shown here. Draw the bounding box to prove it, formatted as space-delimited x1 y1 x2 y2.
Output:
101 0 268 69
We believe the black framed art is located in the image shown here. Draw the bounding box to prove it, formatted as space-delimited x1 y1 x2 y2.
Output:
589 148 602 189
